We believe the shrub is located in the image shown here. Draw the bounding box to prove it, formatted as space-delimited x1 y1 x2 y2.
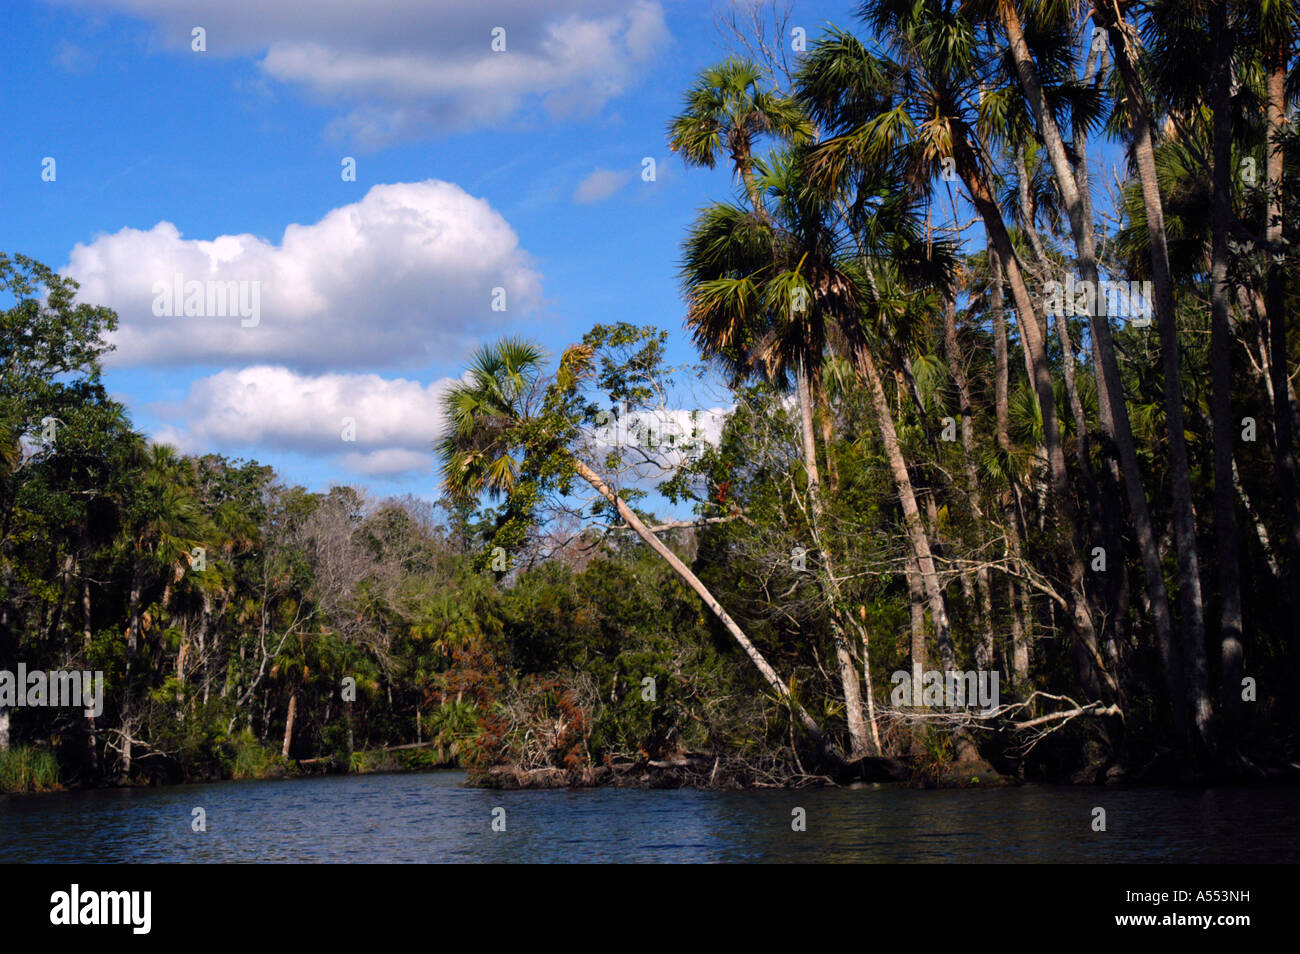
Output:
0 746 62 794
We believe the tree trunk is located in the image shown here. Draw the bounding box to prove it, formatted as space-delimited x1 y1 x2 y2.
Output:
906 554 927 688
567 455 838 763
1208 2 1242 738
852 344 985 764
904 553 927 760
1264 46 1300 566
940 297 996 670
120 558 145 777
815 378 841 493
81 527 98 774
282 691 297 759
1099 0 1203 744
1234 453 1280 579
952 115 1114 700
999 0 1169 721
176 636 189 720
796 362 872 757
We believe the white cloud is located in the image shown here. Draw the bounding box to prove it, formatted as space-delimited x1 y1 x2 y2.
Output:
585 405 730 469
574 168 632 204
62 180 541 371
52 41 97 73
343 448 433 478
55 0 670 144
152 366 451 477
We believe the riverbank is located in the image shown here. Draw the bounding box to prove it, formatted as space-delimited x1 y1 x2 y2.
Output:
8 738 1298 796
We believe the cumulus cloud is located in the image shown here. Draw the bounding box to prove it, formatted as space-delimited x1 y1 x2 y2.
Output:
62 180 541 371
152 365 452 476
585 405 730 468
343 448 434 478
573 168 632 204
54 0 670 145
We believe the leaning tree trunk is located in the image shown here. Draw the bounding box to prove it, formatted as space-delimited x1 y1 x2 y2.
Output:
853 344 986 766
567 456 839 764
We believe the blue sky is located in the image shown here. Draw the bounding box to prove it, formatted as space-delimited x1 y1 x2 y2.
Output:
1 0 857 506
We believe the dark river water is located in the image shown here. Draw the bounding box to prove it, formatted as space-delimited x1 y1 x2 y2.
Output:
2 771 1298 862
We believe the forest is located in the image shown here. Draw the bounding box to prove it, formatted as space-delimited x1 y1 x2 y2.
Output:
2 0 1298 793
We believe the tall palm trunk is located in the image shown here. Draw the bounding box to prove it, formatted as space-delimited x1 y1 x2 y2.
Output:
905 554 927 693
567 456 838 764
1264 42 1300 567
952 119 1114 699
991 249 1032 679
853 344 984 763
81 526 98 773
1073 37 1135 690
175 635 189 720
282 690 297 759
815 381 841 493
1098 0 1203 743
941 297 997 670
904 552 927 759
1000 0 1175 723
1208 2 1242 742
796 361 873 757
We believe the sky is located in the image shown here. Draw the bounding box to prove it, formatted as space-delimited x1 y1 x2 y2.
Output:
1 0 858 507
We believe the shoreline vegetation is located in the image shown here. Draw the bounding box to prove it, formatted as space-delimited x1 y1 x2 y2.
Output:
9 741 1300 797
5 2 1300 799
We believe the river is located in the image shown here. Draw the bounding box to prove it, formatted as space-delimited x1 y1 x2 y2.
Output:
3 771 1298 862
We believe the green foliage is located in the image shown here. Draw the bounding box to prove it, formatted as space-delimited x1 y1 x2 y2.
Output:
224 731 292 781
0 746 62 794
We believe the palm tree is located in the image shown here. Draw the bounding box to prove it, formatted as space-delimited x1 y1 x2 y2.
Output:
671 62 875 756
1205 0 1243 751
681 133 995 763
1240 0 1299 725
668 57 814 219
1089 0 1218 743
116 442 203 775
981 0 1197 740
808 2 1115 700
680 147 889 757
436 338 839 763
